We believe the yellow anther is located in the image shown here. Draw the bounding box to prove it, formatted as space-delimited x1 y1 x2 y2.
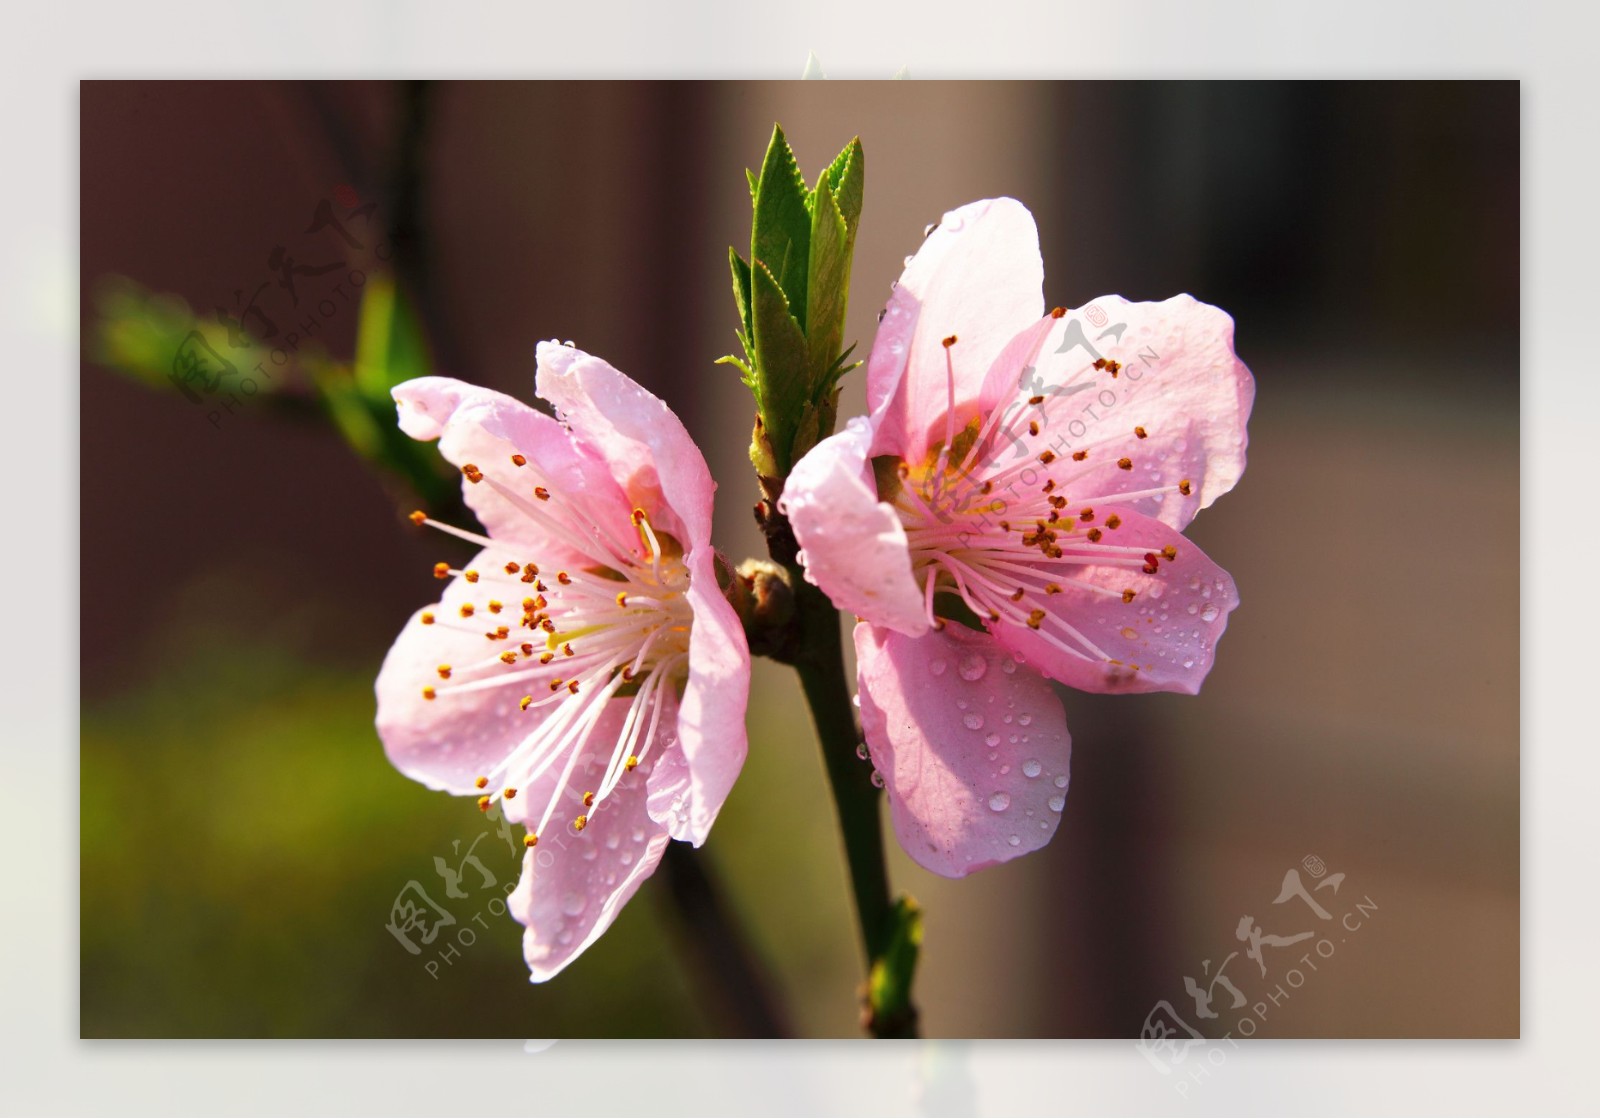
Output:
510 453 527 467
421 686 437 700
504 562 521 575
464 569 480 583
1045 583 1062 595
1038 450 1057 464
631 508 647 526
436 664 452 679
942 334 958 348
409 510 427 526
420 612 435 625
477 795 491 812
503 787 517 799
1134 426 1148 439
567 680 580 694
499 651 518 665
1026 609 1046 629
1116 457 1133 471
474 775 488 789
1087 528 1103 542
625 755 639 771
519 695 533 711
557 572 572 585
582 791 595 807
615 591 628 607
1121 588 1137 603
1106 514 1122 530
433 562 451 580
534 486 551 501
524 833 538 848
1161 545 1178 561
1178 479 1193 495
573 814 588 832
488 600 503 614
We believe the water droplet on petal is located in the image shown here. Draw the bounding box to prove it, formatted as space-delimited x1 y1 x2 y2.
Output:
856 742 871 760
1201 603 1220 622
944 211 965 232
984 732 1001 747
929 658 948 677
1018 713 1033 727
957 653 988 682
560 892 587 917
1048 794 1066 812
1054 774 1069 788
962 712 984 730
1007 834 1021 847
903 254 915 268
870 770 886 789
1022 758 1042 778
988 792 1011 812
1001 658 1017 674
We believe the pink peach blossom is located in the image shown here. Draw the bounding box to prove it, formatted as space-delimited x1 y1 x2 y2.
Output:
376 342 749 979
780 198 1254 878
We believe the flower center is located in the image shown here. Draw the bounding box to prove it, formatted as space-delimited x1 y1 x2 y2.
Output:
411 453 694 841
882 412 1188 673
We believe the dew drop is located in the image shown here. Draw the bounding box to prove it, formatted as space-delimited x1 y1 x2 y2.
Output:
560 892 587 917
903 254 915 268
870 770 886 788
1022 758 1042 778
1007 834 1021 847
944 211 965 232
929 658 948 677
957 653 988 681
856 742 871 760
988 792 1011 812
985 732 1001 747
1201 603 1220 622
1054 774 1068 788
1001 657 1017 674
1018 713 1033 727
1048 794 1066 812
962 712 984 730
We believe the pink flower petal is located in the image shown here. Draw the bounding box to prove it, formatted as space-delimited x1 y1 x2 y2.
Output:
987 507 1241 695
502 701 671 981
535 341 716 552
867 198 1045 461
644 547 751 845
974 295 1254 530
780 418 930 636
392 376 637 564
375 549 547 795
855 621 1072 878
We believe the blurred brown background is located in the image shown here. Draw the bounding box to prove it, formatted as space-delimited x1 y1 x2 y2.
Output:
80 80 1518 1038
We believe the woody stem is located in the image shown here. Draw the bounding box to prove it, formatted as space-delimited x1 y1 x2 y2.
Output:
762 502 920 1038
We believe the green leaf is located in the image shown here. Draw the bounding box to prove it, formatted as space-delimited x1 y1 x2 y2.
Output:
751 125 811 329
745 167 758 201
748 257 810 475
728 248 754 363
353 273 431 404
821 136 865 236
804 170 852 394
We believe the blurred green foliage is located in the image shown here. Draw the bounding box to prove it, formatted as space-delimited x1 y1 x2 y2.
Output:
80 582 862 1037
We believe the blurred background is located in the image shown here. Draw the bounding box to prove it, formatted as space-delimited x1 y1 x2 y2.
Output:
80 80 1518 1039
